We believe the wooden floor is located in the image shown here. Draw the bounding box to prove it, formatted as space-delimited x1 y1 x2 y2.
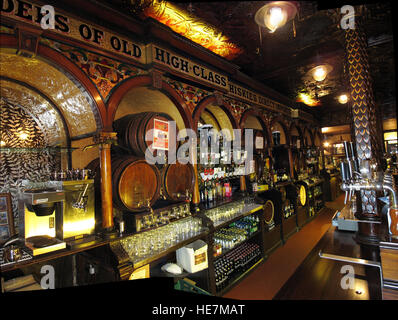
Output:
222 196 345 300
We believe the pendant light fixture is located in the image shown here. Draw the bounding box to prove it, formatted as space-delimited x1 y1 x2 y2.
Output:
309 64 333 82
338 93 349 104
255 1 298 33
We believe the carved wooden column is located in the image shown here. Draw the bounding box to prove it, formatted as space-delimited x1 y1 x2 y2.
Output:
344 18 383 214
93 131 117 236
191 137 201 212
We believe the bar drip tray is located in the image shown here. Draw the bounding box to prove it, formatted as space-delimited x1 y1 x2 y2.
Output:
25 236 66 256
26 236 58 248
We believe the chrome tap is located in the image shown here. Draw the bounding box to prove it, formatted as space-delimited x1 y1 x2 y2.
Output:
72 183 89 211
340 149 398 210
138 198 154 215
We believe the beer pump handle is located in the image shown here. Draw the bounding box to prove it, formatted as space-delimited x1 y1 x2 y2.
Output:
343 141 351 160
340 161 347 181
340 161 350 204
349 142 360 173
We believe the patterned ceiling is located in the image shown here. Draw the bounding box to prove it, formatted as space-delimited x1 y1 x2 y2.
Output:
100 1 396 122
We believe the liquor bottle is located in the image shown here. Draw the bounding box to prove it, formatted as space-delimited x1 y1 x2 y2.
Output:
204 181 209 203
199 180 205 203
216 177 222 200
212 178 217 201
207 180 213 202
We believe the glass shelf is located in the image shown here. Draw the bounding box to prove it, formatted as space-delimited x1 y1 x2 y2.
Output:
0 147 78 153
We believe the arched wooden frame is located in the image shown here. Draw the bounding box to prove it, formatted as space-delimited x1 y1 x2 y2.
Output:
0 34 106 131
239 108 272 148
313 129 323 147
200 109 222 131
289 122 304 147
106 75 193 130
192 95 240 132
303 126 315 147
270 116 290 146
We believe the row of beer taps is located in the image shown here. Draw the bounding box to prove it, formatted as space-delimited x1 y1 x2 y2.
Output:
340 141 397 210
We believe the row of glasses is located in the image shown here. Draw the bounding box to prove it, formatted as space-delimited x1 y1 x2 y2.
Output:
139 203 192 231
121 216 203 263
205 200 245 226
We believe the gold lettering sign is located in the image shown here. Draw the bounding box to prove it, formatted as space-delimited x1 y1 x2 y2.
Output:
149 44 229 91
228 82 291 115
0 0 145 64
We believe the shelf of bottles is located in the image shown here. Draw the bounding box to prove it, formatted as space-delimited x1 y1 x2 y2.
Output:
211 207 263 294
307 182 324 217
283 199 295 219
249 154 274 193
213 215 260 258
214 242 262 293
197 126 249 208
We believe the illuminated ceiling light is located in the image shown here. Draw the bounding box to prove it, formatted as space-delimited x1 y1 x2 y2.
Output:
0 140 5 147
143 0 242 59
338 94 349 104
323 142 330 147
310 64 333 82
255 1 298 33
297 92 320 107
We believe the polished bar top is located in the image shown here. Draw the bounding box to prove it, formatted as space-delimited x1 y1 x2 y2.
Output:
273 224 383 300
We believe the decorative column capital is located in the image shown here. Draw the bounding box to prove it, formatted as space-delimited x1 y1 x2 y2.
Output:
93 131 117 148
214 91 224 106
149 68 164 90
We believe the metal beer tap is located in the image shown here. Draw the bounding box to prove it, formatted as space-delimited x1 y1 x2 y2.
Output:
340 142 398 212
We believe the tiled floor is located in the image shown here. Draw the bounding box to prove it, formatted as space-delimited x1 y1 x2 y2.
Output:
222 195 345 300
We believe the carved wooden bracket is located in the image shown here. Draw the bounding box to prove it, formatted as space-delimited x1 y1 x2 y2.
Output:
16 24 42 58
214 90 224 106
109 241 134 281
150 68 163 89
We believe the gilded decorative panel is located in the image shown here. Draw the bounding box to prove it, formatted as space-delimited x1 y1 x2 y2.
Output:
0 49 97 137
0 99 61 223
165 78 210 114
40 38 147 100
0 79 67 146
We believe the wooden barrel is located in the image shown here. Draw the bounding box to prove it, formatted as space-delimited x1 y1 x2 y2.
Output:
263 199 275 225
297 184 307 207
111 156 160 212
160 162 195 201
113 112 175 157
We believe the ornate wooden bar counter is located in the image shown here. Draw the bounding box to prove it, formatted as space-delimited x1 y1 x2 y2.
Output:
274 204 398 300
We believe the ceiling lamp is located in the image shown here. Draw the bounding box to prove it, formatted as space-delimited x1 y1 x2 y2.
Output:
297 92 320 107
310 64 333 82
338 94 349 104
255 1 298 33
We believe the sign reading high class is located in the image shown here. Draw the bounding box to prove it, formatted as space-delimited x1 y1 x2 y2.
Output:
149 44 229 91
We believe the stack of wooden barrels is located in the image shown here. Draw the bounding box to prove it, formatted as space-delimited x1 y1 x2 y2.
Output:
87 112 195 214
